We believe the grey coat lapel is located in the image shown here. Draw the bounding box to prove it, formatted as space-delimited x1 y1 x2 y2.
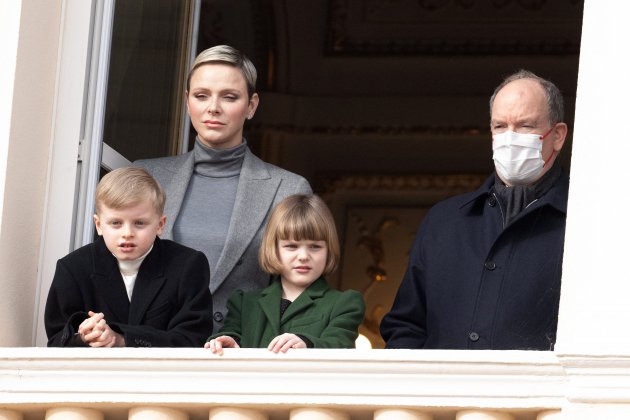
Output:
161 152 195 240
210 148 280 293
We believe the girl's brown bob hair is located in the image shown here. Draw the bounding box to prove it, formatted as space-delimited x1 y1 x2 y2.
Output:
259 194 340 276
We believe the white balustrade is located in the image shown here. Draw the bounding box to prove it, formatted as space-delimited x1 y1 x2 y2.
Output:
45 407 103 420
456 410 514 420
129 406 188 420
290 408 350 420
0 409 22 420
3 347 630 419
374 408 432 419
209 407 268 420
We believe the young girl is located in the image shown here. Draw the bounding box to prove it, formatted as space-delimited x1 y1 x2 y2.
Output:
205 194 365 354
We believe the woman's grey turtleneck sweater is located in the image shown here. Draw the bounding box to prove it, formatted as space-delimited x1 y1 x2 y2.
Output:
172 139 246 275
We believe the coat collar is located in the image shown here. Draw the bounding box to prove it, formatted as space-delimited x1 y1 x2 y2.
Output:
91 236 130 322
459 168 569 215
257 277 330 328
258 280 283 334
128 238 167 324
90 237 166 324
280 277 329 323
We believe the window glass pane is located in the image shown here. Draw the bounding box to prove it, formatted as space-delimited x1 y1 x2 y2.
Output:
104 0 192 161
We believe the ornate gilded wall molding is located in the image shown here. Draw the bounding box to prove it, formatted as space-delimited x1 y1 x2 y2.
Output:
250 122 488 136
322 173 487 193
326 0 583 55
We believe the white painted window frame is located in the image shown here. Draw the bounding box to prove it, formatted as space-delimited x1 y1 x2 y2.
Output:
33 0 115 346
74 0 116 249
34 0 200 346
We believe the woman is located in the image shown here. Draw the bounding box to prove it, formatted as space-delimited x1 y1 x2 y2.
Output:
135 45 311 333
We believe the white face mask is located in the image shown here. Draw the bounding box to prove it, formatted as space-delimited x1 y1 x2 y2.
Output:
492 130 547 186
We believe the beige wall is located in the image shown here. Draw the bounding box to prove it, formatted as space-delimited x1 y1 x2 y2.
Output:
0 1 62 346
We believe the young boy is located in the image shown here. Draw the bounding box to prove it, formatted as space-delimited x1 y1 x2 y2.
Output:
45 167 213 347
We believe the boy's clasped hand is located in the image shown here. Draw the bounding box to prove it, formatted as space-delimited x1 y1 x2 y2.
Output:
77 311 125 347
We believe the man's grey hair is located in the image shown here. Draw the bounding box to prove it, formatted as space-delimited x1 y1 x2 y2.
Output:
489 69 565 126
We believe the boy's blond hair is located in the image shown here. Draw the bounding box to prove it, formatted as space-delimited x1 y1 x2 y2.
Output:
259 194 340 276
95 167 165 215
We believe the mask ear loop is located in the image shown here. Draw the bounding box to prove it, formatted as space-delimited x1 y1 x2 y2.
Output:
540 125 557 168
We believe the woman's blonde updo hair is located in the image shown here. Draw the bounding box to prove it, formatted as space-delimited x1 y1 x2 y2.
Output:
186 44 257 98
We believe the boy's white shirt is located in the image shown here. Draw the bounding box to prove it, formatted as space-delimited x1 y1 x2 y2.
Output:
116 245 153 301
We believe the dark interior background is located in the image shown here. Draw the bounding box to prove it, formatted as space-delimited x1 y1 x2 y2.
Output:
104 0 584 346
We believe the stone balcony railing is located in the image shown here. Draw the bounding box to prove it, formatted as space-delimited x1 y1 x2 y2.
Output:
1 348 629 419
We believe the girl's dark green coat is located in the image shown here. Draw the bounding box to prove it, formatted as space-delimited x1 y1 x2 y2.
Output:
210 277 365 348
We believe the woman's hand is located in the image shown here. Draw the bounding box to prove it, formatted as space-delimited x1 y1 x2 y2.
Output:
204 335 240 355
267 333 307 353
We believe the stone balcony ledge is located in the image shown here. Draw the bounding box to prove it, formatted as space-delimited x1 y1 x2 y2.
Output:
2 348 630 419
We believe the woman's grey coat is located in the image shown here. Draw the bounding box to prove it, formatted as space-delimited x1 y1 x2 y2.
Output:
135 146 311 333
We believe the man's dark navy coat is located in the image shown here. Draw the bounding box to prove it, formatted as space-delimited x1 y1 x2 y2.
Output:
380 171 569 350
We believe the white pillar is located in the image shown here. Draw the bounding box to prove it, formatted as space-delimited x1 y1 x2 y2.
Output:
374 408 432 419
45 408 103 420
456 410 514 420
129 407 188 420
556 2 630 354
209 407 268 420
552 3 630 419
290 408 350 420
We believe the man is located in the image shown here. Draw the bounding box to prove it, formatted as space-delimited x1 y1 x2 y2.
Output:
380 70 569 350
